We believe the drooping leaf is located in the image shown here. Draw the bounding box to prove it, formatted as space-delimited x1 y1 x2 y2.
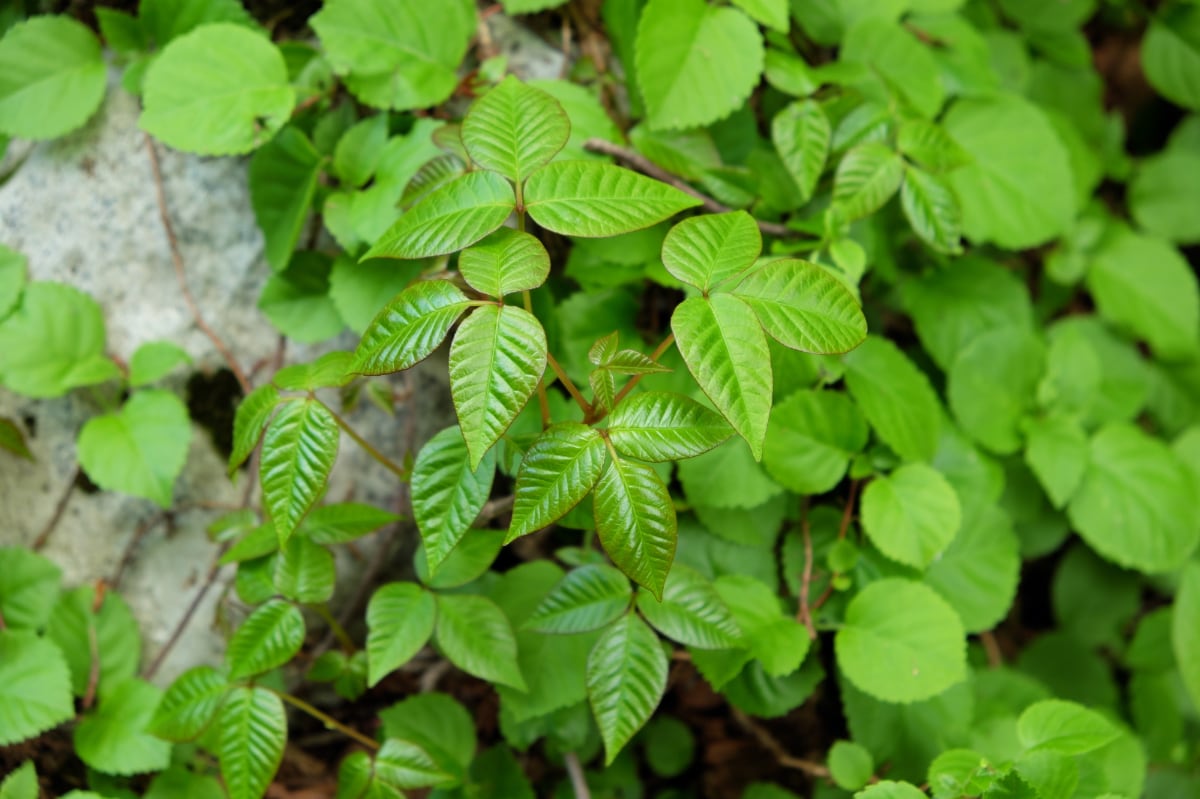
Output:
594 456 677 599
835 578 967 703
150 665 229 741
587 614 669 764
449 304 547 469
660 212 761 292
461 76 569 182
0 16 106 140
0 244 25 322
763 389 868 495
842 336 941 462
140 24 295 155
1016 699 1119 755
0 547 61 631
1142 3 1200 111
524 161 702 237
434 593 526 690
352 280 471 375
672 294 772 459
637 564 742 649
458 228 551 297
365 171 516 259
128 341 192 388
411 426 495 575
77 390 192 508
249 127 323 271
228 385 280 477
0 417 30 460
260 399 339 545
366 582 436 687
74 678 171 776
901 167 963 254
1067 423 1199 573
635 0 764 131
218 687 287 799
605 391 733 462
508 423 608 541
524 564 632 634
226 599 305 681
415 529 506 590
833 143 905 221
0 630 73 746
772 100 831 202
732 259 868 354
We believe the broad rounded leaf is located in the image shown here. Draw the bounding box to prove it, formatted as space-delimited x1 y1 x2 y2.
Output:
947 328 1046 455
374 739 456 791
842 336 941 462
672 294 772 460
449 304 548 469
150 665 229 742
1142 4 1200 111
763 389 868 495
0 629 73 746
524 161 702 237
75 678 171 776
228 385 280 477
1023 415 1089 509
366 171 516 259
1067 424 1199 573
378 692 476 779
412 426 496 575
0 16 104 140
924 505 1020 633
772 100 831 203
140 24 294 155
462 76 569 181
249 127 323 271
352 280 471 375
1017 699 1119 755
366 582 436 687
77 390 192 509
226 599 305 681
524 564 633 634
595 457 677 599
260 399 339 545
833 143 904 221
855 782 927 799
458 228 550 297
901 167 963 254
711 575 809 677
733 259 867 354
128 341 192 388
47 588 139 697
835 578 967 703
943 94 1075 249
1173 562 1200 712
218 687 286 799
508 423 607 541
829 740 874 791
862 464 961 569
434 593 526 690
0 547 62 631
635 0 764 131
661 212 762 292
587 614 669 764
637 564 742 649
1129 148 1200 244
606 391 733 462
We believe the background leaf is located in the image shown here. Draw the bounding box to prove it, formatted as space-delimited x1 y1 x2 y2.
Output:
434 593 526 690
0 547 62 631
0 630 73 746
0 16 105 140
587 614 669 764
901 167 963 254
1142 3 1200 111
861 464 962 569
366 583 436 687
772 100 831 203
74 678 171 776
842 336 941 462
833 143 904 221
763 389 868 494
249 128 323 272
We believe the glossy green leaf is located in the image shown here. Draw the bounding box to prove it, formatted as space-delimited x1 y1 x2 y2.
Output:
842 336 941 462
764 389 868 495
75 678 171 776
366 582 436 687
0 547 61 631
311 0 475 110
218 687 286 799
1142 3 1200 111
1067 423 1199 572
415 529 505 589
461 76 569 182
595 457 678 599
772 99 831 202
412 426 495 574
637 564 742 649
508 423 607 541
733 258 867 354
273 537 335 603
660 212 761 292
449 304 547 469
458 228 550 297
227 600 305 681
1024 415 1088 509
0 282 118 398
434 593 526 690
140 24 294 155
901 167 963 254
635 0 763 130
0 629 73 746
833 143 904 221
77 390 192 508
249 127 323 271
1173 562 1200 712
587 614 669 764
47 588 139 697
374 739 456 791
150 665 229 741
366 171 515 259
260 399 339 545
524 564 632 634
352 280 471 375
1017 699 1119 755
841 18 945 118
947 328 1046 455
672 294 772 459
606 391 733 462
0 16 105 139
228 385 280 477
524 161 701 237
924 506 1020 633
835 578 966 703
128 341 191 387
273 352 354 393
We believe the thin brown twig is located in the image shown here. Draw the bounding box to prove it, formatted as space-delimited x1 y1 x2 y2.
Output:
564 751 592 799
838 479 861 539
731 706 831 779
33 464 79 551
144 134 251 395
980 630 1003 668
547 351 592 416
320 400 409 480
583 139 799 238
475 494 515 526
274 690 380 751
588 333 675 424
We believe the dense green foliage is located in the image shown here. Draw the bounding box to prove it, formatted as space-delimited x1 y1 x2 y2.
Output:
2 0 1200 797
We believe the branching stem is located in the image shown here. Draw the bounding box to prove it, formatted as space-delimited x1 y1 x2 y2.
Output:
588 333 675 423
547 351 592 415
320 400 408 480
312 603 356 653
